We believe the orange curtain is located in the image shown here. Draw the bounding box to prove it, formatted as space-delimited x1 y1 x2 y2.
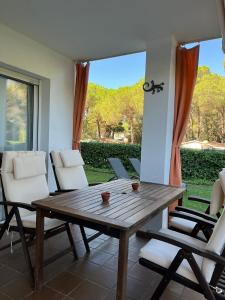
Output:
72 62 90 150
169 45 199 209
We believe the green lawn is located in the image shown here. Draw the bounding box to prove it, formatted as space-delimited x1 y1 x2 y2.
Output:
85 166 212 212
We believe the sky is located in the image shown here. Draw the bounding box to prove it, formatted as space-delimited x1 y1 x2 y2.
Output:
89 38 224 89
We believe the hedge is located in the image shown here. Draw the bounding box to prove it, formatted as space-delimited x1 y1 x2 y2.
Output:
81 142 141 170
80 142 225 181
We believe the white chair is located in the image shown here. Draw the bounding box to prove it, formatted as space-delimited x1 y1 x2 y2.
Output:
50 149 102 251
0 151 79 284
50 149 89 191
139 209 225 299
169 179 224 240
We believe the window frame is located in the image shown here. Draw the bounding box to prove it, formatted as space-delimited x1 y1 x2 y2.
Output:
0 68 40 151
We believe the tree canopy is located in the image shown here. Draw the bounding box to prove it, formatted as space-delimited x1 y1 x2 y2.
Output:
83 79 144 144
83 62 225 145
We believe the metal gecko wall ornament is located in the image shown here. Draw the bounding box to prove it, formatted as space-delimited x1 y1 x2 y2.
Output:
143 80 164 94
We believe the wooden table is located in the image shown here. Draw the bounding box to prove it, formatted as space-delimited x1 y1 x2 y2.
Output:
33 179 185 300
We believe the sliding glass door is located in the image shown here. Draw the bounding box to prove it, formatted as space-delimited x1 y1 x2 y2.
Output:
0 74 38 220
0 76 35 151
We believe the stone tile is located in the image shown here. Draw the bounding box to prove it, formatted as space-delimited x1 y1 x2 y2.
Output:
97 240 119 255
67 260 100 279
129 235 148 250
168 281 184 296
129 262 161 286
86 249 113 265
0 249 29 273
0 291 12 300
0 265 21 287
47 272 83 295
181 287 205 299
89 238 105 249
44 254 76 283
69 280 108 300
25 286 64 300
126 276 150 300
0 275 33 299
85 266 117 289
103 255 135 272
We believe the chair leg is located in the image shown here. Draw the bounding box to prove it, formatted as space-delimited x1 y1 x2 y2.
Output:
14 208 34 286
0 208 15 239
65 223 78 260
151 249 185 300
187 254 215 300
79 226 90 253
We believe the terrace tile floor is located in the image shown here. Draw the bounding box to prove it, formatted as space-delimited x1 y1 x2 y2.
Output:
0 226 205 300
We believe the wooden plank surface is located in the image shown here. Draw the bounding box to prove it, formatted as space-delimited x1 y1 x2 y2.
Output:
33 179 185 231
92 179 185 201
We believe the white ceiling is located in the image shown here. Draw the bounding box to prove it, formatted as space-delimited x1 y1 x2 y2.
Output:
0 0 221 60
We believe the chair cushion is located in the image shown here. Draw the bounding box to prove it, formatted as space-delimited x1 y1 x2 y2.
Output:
202 208 225 282
210 179 224 215
170 216 197 233
13 155 46 180
169 217 206 240
10 213 65 231
55 166 89 190
60 150 84 168
219 170 225 195
139 228 204 283
1 151 49 217
51 150 88 190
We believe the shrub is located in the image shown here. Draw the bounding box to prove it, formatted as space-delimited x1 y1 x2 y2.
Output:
81 141 140 170
81 142 225 181
181 149 225 181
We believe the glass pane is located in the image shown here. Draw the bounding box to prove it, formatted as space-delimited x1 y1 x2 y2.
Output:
0 76 34 220
0 77 34 151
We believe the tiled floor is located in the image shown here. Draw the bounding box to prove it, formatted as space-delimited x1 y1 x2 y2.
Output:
0 226 205 300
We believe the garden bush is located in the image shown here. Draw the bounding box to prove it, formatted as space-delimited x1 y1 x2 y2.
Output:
81 141 141 170
81 142 225 181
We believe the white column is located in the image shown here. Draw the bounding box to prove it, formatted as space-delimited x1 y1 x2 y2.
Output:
140 36 177 228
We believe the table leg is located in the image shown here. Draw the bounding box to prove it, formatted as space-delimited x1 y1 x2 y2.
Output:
35 208 45 290
116 231 129 300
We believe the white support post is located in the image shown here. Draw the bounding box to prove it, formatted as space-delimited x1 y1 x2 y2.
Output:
140 36 177 229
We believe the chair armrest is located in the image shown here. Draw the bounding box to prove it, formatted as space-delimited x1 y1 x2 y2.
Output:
130 175 139 180
170 211 216 228
89 182 102 186
146 231 225 265
51 190 76 194
0 201 36 211
188 195 210 205
175 206 217 222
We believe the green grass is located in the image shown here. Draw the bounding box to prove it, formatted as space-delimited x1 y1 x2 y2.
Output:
183 183 212 212
85 165 212 212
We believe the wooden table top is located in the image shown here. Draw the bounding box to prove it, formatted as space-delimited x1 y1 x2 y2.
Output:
33 179 185 231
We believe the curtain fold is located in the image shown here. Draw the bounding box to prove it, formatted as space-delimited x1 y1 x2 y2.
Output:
169 45 199 191
72 62 90 150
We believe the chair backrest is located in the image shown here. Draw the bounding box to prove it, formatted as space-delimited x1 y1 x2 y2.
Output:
1 151 49 216
50 150 88 190
210 179 224 215
201 207 225 283
129 158 140 176
107 158 130 179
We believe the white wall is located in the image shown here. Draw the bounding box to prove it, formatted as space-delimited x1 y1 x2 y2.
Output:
0 23 74 190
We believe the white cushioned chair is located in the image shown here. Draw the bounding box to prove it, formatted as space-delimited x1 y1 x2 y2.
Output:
50 149 102 251
0 151 79 285
139 209 225 300
169 178 224 241
50 149 90 191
